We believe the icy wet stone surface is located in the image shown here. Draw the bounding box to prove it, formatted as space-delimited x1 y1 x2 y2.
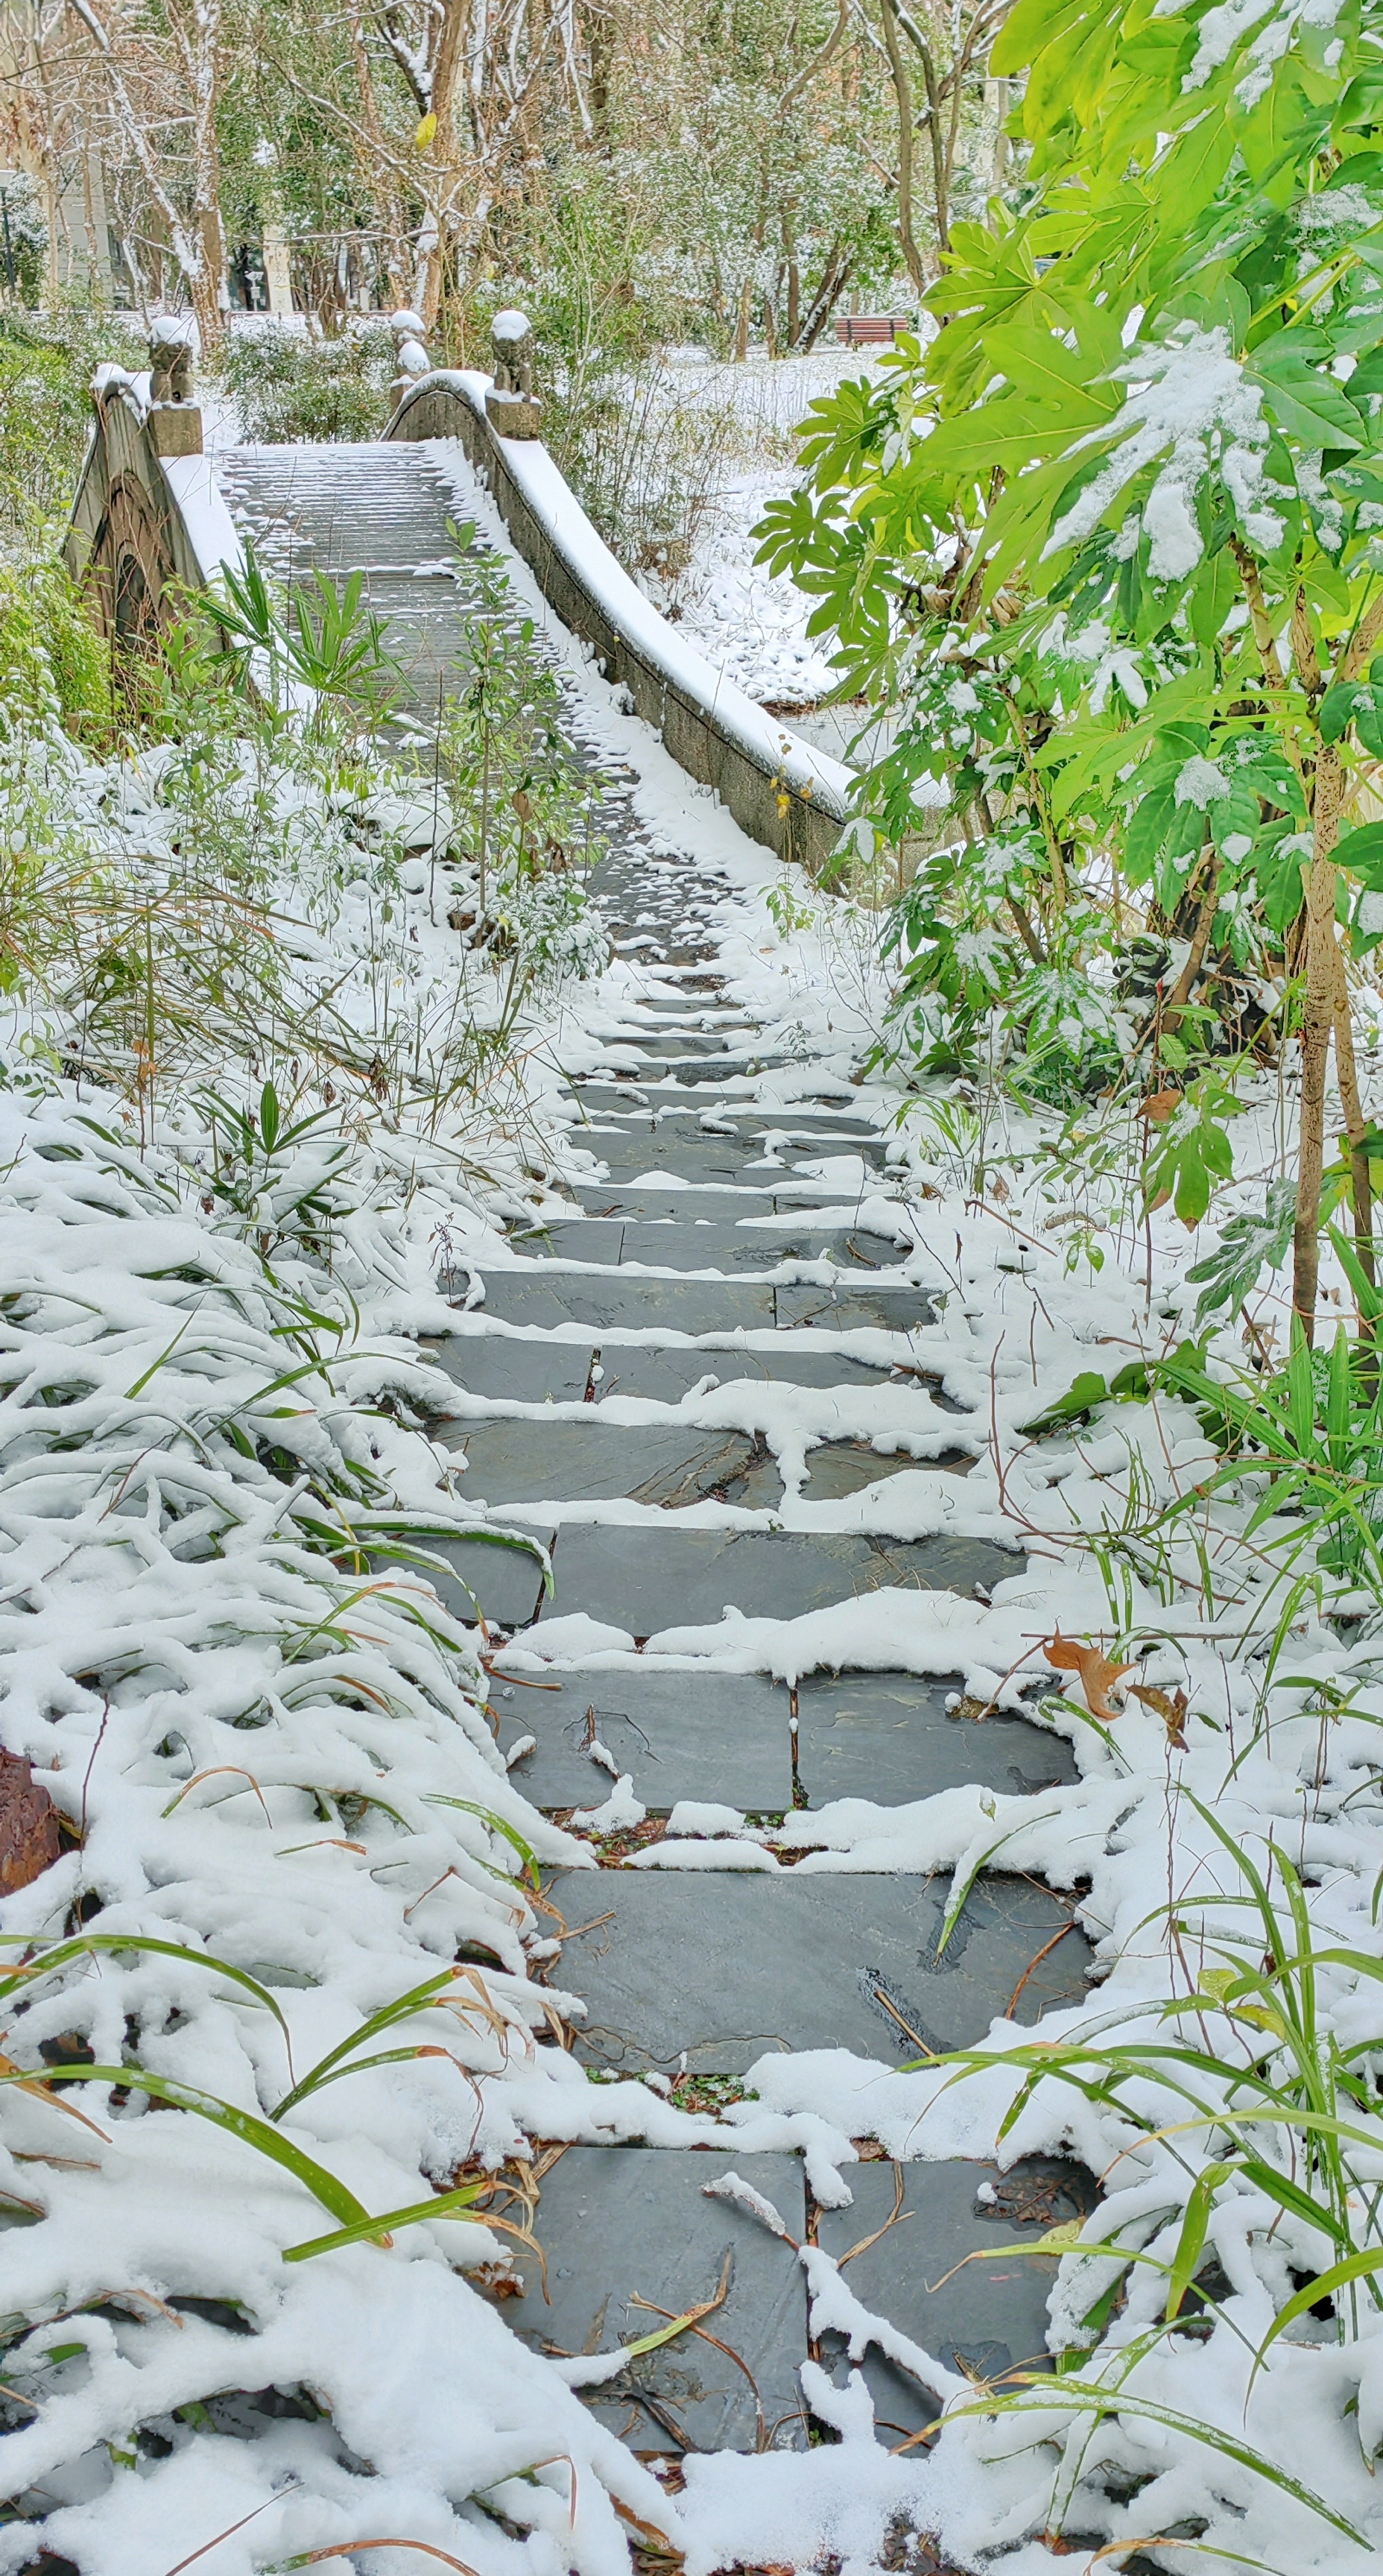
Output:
423 1331 595 1404
499 2147 810 2453
814 2157 1098 2437
586 1342 899 1399
440 1419 775 1509
490 1667 794 1808
537 1527 1021 1634
474 1272 781 1334
799 1439 975 1500
793 1673 1078 1805
547 1872 1090 2073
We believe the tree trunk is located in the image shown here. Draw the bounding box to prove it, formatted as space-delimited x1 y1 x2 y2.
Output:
1333 944 1376 1331
418 0 468 335
879 0 928 295
734 276 752 361
192 202 227 354
794 239 851 350
1293 742 1346 1342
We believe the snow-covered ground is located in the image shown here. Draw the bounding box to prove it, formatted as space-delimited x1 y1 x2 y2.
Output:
639 349 891 715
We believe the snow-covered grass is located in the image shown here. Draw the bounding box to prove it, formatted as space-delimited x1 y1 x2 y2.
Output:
604 349 891 711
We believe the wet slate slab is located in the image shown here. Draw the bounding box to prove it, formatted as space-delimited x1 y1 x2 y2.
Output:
815 2156 1097 2437
420 1524 554 1630
614 1225 908 1275
507 1219 627 1265
539 1527 1020 1634
776 1283 935 1333
501 2147 808 2452
548 1870 1089 2071
437 1418 777 1509
605 1033 756 1063
793 1673 1079 1807
575 1185 776 1221
477 1272 779 1335
489 1667 793 1808
420 1333 595 1406
800 1439 974 1503
586 1342 896 1401
581 1131 757 1183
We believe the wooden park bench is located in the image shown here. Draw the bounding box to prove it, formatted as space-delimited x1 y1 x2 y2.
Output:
834 314 914 345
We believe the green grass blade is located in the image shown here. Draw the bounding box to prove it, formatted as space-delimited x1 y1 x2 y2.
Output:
282 2179 488 2261
944 2377 1368 2545
1252 2243 1383 2387
935 1808 1068 1957
425 1796 540 1888
26 2066 367 2228
273 1967 460 2113
1167 2161 1232 2319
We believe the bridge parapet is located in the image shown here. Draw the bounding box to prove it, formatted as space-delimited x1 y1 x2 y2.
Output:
383 310 852 880
65 320 242 654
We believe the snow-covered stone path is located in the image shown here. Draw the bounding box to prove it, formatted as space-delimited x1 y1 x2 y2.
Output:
207 441 1096 2469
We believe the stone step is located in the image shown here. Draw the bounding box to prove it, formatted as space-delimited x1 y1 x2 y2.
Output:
485 1664 1075 1812
487 2146 1094 2455
545 1869 1090 2071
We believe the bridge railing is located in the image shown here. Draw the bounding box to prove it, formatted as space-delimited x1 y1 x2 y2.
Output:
65 321 244 657
382 309 852 882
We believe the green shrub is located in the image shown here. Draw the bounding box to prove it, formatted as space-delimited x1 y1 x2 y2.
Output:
0 308 142 544
223 324 393 443
0 558 110 737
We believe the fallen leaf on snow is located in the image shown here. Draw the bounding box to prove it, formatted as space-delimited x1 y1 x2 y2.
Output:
1129 1682 1189 1748
1042 1632 1135 1720
0 1750 61 1893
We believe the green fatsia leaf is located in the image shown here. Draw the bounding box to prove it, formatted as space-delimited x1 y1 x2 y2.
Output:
1255 824 1310 934
1186 543 1238 647
1335 822 1383 888
1124 782 1176 883
1246 341 1365 453
993 0 1142 136
983 315 1127 422
1142 114 1239 250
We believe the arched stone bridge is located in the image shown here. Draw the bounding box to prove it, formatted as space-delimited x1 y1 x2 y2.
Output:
66 312 850 881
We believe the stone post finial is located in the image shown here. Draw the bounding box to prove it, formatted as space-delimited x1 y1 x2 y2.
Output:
147 313 202 456
389 309 431 413
487 307 541 440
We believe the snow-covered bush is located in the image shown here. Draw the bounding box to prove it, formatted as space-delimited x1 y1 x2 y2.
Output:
221 320 395 443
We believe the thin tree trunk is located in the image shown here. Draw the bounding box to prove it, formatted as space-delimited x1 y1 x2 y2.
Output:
1161 848 1219 1036
794 239 850 350
1333 942 1376 1326
734 276 752 361
418 0 468 332
879 0 927 295
1294 742 1346 1343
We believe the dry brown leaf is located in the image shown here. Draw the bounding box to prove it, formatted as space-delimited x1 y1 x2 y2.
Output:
1129 1682 1189 1749
0 1751 60 1895
1138 1090 1180 1124
1042 1632 1135 1721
